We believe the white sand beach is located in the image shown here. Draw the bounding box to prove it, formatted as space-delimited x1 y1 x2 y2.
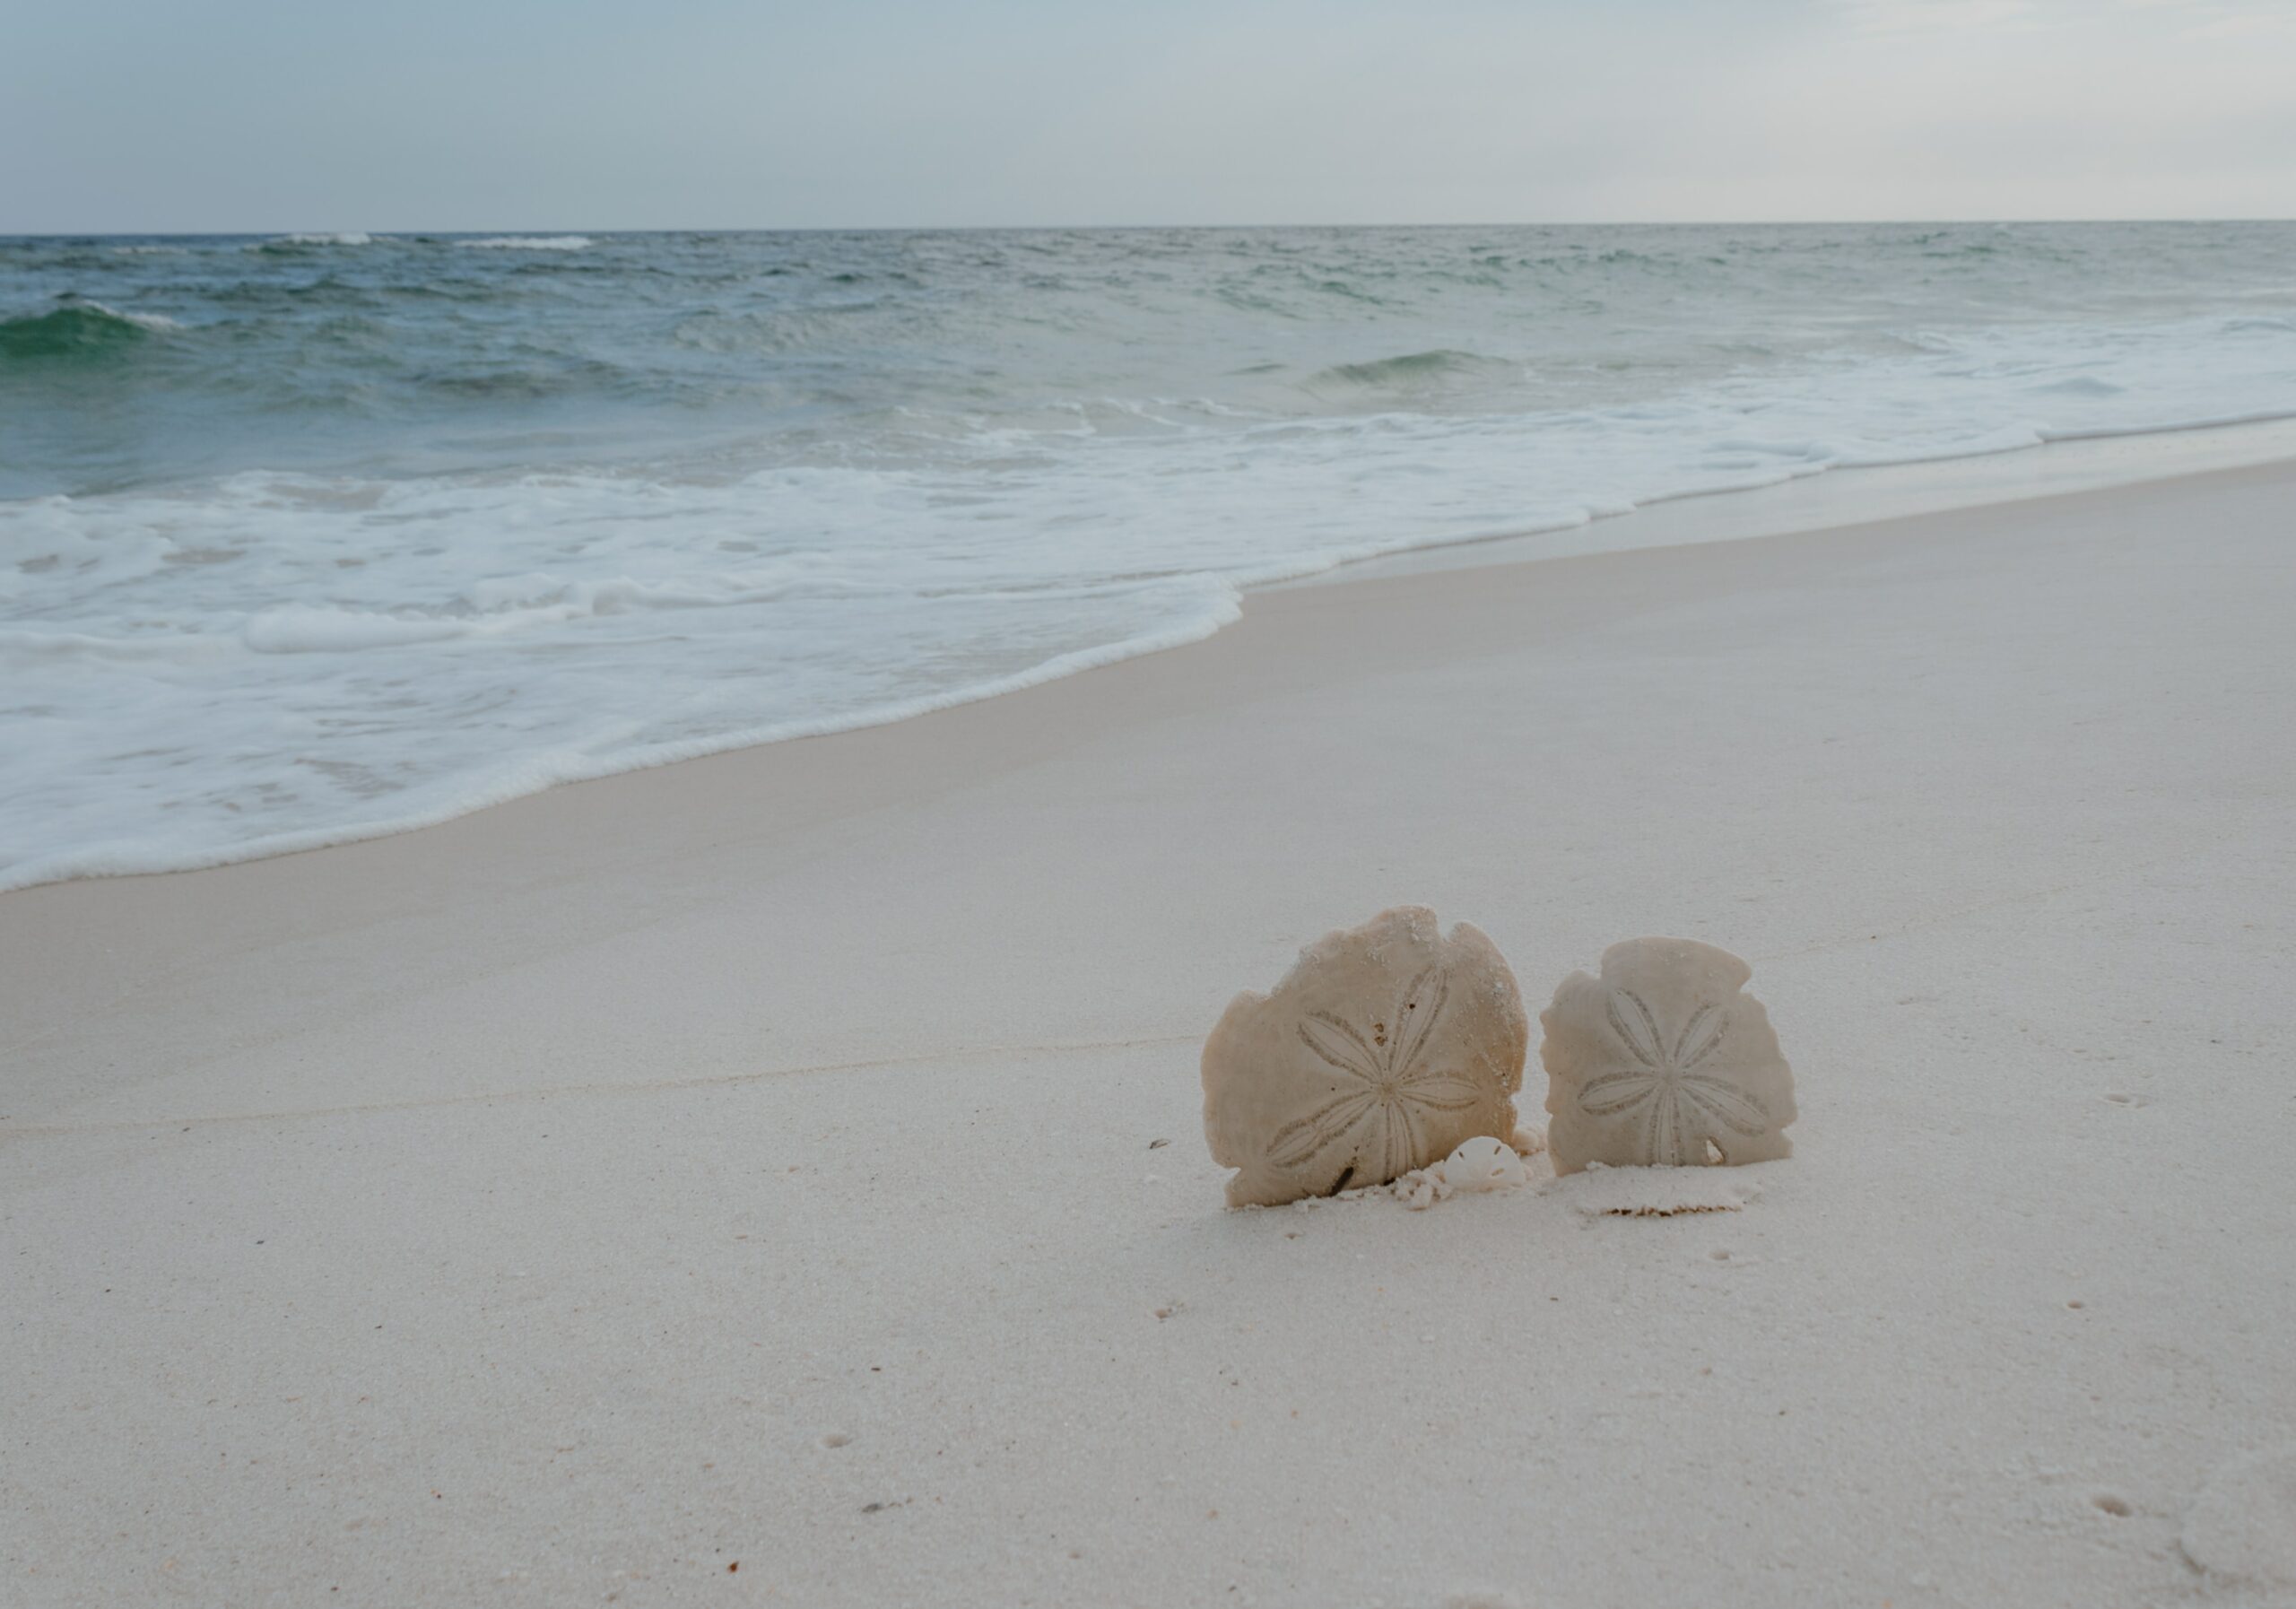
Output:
5 457 2295 1606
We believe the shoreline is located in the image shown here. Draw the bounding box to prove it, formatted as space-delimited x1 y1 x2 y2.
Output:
5 454 2294 1604
1300 408 2296 585
10 411 2296 898
8 448 2296 1122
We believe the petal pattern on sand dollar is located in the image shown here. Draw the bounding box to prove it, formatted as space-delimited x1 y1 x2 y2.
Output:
1540 936 1796 1175
1202 907 1527 1207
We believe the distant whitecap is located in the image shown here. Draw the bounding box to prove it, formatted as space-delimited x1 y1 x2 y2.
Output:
458 235 595 251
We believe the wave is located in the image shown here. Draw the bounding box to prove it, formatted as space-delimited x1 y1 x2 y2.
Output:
238 574 782 653
0 300 180 360
0 626 241 665
1306 349 1513 391
458 235 594 251
670 309 824 354
257 231 380 251
412 355 631 400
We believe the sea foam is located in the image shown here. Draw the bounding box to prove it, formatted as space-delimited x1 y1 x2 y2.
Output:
457 235 595 250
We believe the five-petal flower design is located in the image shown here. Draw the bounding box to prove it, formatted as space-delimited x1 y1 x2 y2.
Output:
1541 937 1795 1174
1265 962 1494 1187
1576 989 1770 1165
1203 907 1526 1207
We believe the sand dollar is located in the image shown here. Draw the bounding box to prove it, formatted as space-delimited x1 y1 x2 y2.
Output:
1541 936 1795 1175
1203 907 1527 1208
1442 1135 1527 1193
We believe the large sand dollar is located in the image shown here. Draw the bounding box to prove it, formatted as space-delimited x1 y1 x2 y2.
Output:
1541 936 1795 1175
1203 907 1526 1208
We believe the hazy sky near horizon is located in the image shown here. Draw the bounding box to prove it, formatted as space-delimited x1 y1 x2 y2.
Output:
5 0 2292 231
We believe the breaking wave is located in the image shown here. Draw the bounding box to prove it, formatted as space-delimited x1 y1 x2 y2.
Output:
0 300 180 360
457 235 595 251
1307 348 1515 392
257 231 379 251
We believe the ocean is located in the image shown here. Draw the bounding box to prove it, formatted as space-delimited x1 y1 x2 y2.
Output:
4 221 2294 891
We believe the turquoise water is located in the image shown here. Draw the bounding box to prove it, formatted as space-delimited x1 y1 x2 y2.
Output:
4 222 2295 888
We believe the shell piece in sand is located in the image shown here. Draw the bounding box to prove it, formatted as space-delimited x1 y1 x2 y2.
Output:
1441 1135 1527 1193
1540 936 1795 1176
1203 907 1526 1208
1391 1168 1450 1211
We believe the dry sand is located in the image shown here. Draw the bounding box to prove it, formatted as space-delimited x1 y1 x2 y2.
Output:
5 458 2296 1607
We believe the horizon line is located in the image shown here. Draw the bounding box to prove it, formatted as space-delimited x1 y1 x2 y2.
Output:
5 214 2296 240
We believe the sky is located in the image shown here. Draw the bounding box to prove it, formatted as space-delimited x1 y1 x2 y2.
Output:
4 0 2292 232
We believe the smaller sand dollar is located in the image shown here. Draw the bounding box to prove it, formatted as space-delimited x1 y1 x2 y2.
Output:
1541 936 1795 1175
1203 907 1526 1207
1442 1135 1526 1193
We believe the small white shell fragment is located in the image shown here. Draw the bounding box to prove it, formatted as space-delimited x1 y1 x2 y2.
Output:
1390 1168 1448 1211
1202 906 1528 1207
1540 936 1796 1175
1441 1135 1526 1193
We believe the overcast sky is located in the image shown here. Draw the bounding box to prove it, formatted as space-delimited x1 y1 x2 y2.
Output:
4 0 2292 232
